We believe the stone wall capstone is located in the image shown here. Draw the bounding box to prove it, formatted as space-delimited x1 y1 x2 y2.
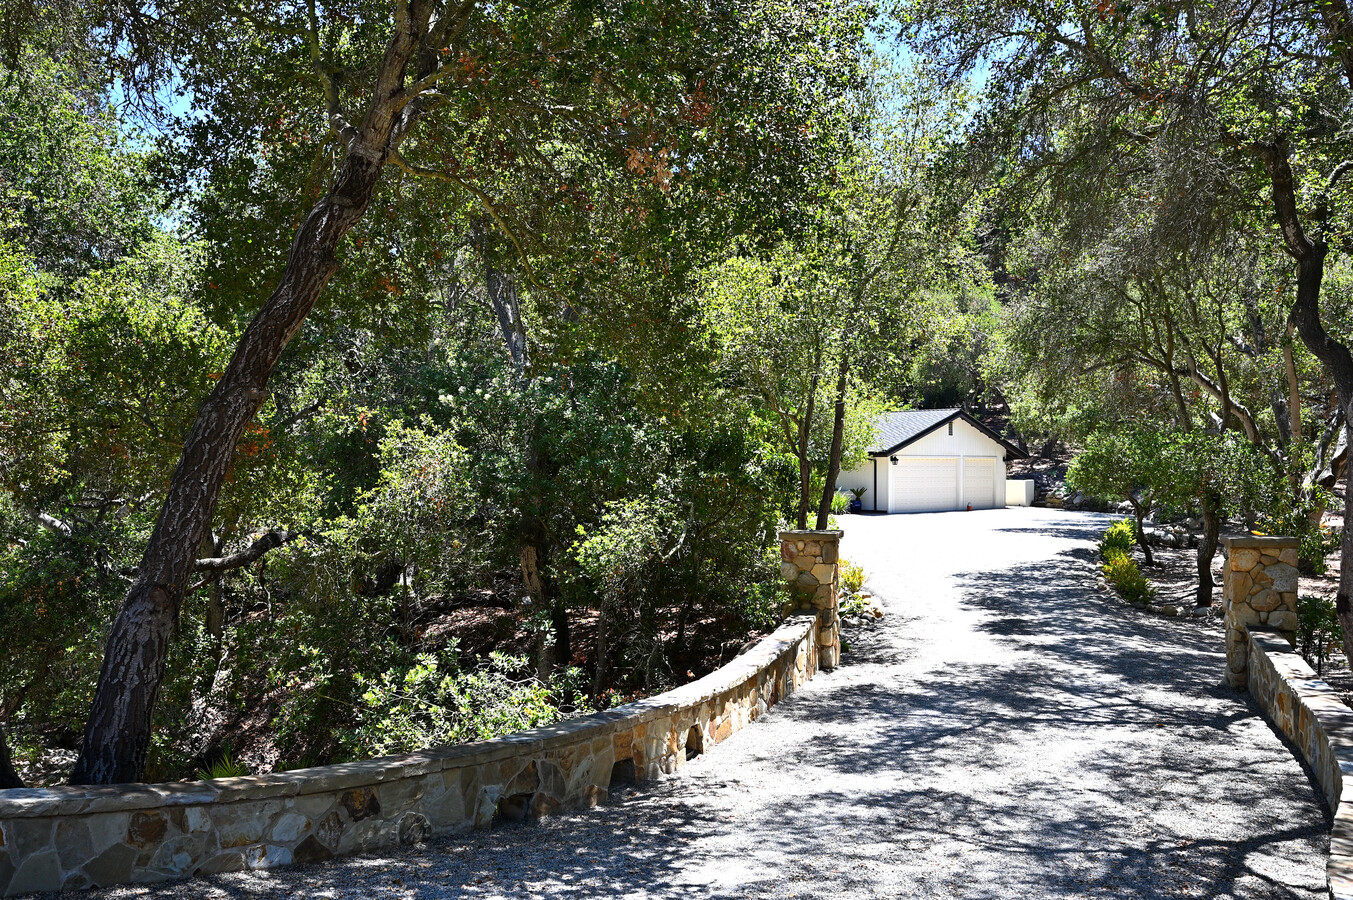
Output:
1222 535 1300 689
0 610 832 896
779 529 842 670
1245 628 1353 899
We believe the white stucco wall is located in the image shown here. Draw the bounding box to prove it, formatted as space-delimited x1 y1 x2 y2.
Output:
899 418 1003 457
836 457 889 512
1007 479 1036 506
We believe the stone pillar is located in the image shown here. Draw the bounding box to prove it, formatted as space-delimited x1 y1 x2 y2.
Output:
779 529 842 670
1222 535 1300 688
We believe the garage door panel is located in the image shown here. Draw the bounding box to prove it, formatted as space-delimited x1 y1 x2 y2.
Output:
892 457 959 512
963 458 996 509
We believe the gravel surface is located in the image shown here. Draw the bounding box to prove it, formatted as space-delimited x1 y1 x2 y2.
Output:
72 508 1330 900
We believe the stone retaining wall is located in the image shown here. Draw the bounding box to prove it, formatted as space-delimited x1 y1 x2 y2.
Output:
0 614 825 896
1223 536 1300 689
779 529 843 669
1245 628 1353 899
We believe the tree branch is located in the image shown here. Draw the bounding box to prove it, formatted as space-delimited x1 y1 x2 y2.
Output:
28 509 73 538
307 0 357 144
193 529 298 573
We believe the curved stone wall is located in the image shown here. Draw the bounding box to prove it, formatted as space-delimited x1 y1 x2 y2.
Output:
1245 627 1353 899
0 614 823 896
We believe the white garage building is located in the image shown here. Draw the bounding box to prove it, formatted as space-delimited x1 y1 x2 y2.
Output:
838 408 1026 513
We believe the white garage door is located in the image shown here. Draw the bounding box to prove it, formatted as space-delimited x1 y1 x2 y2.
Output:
891 457 959 512
963 457 997 509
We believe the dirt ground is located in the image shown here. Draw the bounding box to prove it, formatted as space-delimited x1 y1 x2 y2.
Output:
1136 535 1353 703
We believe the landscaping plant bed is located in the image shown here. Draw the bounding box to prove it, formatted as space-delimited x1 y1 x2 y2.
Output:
1099 524 1353 713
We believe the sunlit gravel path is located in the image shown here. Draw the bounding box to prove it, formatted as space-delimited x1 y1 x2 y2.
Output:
74 508 1330 899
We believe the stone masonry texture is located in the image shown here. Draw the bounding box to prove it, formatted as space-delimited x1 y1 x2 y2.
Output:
1223 535 1300 689
778 529 842 670
0 613 829 895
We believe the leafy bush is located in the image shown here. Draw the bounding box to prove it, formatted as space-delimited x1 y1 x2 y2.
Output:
1256 495 1341 576
1099 520 1136 560
196 753 249 781
1101 546 1154 604
839 591 867 618
733 574 786 632
839 559 865 594
830 491 850 514
344 647 585 758
1297 594 1343 676
837 559 868 618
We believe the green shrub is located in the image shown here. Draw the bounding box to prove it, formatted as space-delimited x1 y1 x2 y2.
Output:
343 647 585 758
1297 594 1343 676
830 491 850 515
196 752 249 781
1102 549 1154 604
1256 488 1341 575
839 592 867 617
1099 520 1136 560
839 559 865 594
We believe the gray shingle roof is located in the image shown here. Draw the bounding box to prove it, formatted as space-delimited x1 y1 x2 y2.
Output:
870 409 962 455
868 408 1026 458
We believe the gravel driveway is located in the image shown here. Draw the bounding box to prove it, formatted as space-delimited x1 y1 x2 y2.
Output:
77 508 1330 899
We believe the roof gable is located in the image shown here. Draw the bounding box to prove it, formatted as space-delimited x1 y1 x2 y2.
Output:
870 409 1026 459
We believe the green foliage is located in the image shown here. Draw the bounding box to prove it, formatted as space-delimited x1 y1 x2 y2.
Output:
345 648 585 758
837 558 868 618
0 55 158 281
196 753 249 781
731 575 787 633
1155 431 1267 516
1099 520 1136 560
831 492 850 515
1068 430 1169 511
839 592 867 618
1255 492 1341 576
0 18 991 783
1296 595 1343 676
839 559 866 595
1101 549 1155 605
1099 522 1153 603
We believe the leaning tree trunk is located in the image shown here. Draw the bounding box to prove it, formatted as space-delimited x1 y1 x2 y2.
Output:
1128 497 1153 567
1195 493 1222 607
1286 251 1353 664
814 356 849 531
794 374 819 530
1256 142 1353 667
479 240 567 676
68 24 427 784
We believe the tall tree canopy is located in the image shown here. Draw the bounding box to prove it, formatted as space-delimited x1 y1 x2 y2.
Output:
0 0 873 784
899 0 1353 642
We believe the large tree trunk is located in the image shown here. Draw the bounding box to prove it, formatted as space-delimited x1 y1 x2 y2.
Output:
795 373 819 530
1339 434 1353 666
478 237 566 676
0 726 22 789
1255 141 1353 666
814 356 849 530
1195 493 1221 607
68 23 427 784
